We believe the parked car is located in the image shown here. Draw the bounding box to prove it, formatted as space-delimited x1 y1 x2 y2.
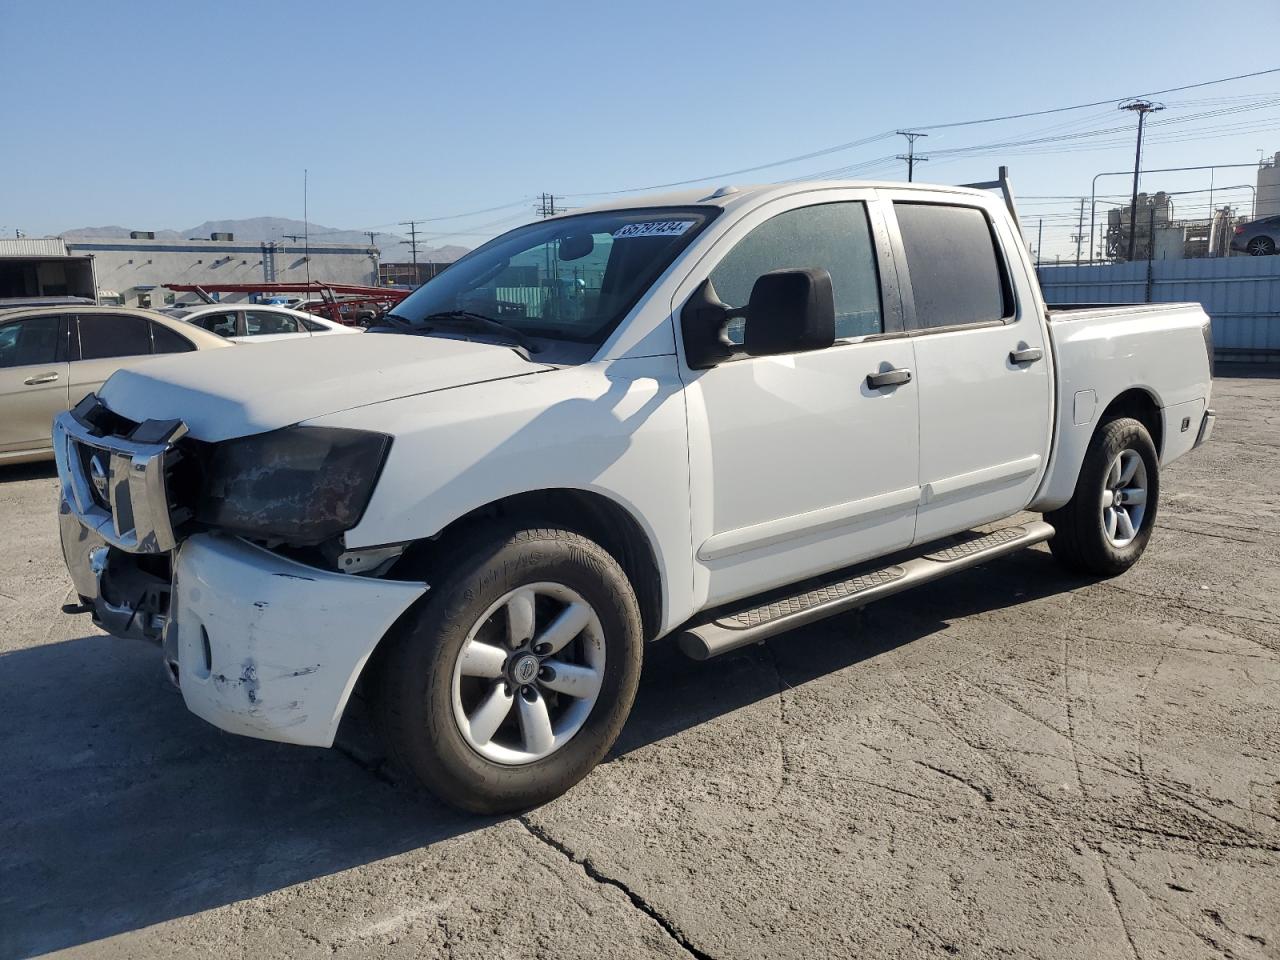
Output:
161 303 359 342
1 305 229 464
1231 215 1280 256
53 177 1214 813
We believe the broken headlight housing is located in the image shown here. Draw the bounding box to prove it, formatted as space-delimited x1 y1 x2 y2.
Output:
197 426 392 544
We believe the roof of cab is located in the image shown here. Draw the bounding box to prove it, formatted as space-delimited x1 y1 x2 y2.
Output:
558 180 996 217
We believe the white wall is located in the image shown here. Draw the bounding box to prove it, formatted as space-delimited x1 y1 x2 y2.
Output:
65 238 379 306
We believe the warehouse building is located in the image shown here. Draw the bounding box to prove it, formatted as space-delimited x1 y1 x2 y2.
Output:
0 234 379 307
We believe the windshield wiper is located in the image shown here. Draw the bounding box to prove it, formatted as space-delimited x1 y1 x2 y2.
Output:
377 312 414 329
417 310 539 352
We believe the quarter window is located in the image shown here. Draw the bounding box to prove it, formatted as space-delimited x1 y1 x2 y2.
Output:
77 313 153 360
0 315 63 368
151 322 196 354
894 203 1012 330
709 202 883 343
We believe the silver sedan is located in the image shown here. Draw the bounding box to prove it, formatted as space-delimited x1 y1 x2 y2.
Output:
0 305 230 465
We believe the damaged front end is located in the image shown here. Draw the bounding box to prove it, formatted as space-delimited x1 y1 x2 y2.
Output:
53 395 426 747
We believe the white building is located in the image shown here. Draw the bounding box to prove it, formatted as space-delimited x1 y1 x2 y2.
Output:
0 234 379 307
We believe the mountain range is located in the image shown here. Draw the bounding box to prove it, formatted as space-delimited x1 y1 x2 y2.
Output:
61 217 469 263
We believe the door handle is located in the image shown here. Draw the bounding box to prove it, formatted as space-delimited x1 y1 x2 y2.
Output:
866 367 912 390
1009 346 1044 365
23 372 59 385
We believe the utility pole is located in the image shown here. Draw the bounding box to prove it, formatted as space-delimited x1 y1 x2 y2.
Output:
1036 218 1043 268
399 220 426 281
537 193 559 218
1119 99 1164 262
895 131 929 182
303 168 311 285
1072 198 1086 265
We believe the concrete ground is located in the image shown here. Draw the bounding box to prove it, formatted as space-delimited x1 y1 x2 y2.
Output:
1 373 1277 960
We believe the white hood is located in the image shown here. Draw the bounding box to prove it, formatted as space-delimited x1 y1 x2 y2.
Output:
100 333 552 441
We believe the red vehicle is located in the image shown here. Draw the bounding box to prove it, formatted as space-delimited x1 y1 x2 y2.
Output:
163 282 409 326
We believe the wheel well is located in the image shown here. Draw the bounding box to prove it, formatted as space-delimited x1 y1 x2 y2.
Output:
1100 388 1163 457
389 489 664 641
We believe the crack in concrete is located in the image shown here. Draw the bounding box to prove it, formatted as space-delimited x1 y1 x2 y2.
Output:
518 816 716 960
1093 845 1142 959
912 760 994 802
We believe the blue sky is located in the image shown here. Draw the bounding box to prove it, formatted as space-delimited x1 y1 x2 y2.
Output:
2 0 1277 257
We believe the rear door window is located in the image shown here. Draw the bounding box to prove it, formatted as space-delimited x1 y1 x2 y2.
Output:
0 314 64 367
893 202 1012 330
77 313 154 360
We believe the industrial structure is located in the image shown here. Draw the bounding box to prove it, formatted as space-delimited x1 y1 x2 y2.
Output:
0 234 379 307
1103 191 1241 262
378 260 454 287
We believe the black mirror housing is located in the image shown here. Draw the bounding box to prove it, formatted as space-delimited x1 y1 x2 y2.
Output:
744 268 836 357
680 278 738 369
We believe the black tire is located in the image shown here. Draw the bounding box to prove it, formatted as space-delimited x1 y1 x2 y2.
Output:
1247 236 1276 256
372 525 643 814
1045 416 1160 577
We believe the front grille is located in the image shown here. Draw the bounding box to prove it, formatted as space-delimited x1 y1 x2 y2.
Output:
53 397 189 555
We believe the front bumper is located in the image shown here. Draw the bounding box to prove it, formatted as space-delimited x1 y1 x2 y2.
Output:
1196 407 1216 447
170 534 425 747
54 401 428 748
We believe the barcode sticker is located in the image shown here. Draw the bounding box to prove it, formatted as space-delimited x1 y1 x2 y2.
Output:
612 220 694 239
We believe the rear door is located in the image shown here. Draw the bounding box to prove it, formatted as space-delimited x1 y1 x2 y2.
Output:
884 193 1053 544
68 312 160 405
0 313 70 453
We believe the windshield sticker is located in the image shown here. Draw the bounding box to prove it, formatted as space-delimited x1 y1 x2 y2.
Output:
612 220 695 239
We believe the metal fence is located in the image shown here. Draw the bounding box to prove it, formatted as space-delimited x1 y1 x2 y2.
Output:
1037 255 1280 362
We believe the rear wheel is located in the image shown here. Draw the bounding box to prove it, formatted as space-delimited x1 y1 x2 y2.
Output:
373 526 643 814
1046 416 1160 576
1247 236 1276 256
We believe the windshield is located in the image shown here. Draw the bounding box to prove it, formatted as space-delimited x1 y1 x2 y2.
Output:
386 206 715 349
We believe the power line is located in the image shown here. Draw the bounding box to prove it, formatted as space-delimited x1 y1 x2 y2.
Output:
908 65 1280 130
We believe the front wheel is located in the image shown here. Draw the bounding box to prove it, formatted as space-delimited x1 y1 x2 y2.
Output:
1045 416 1160 577
372 526 643 814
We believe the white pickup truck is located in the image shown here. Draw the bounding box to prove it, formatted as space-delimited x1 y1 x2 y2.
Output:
53 173 1215 812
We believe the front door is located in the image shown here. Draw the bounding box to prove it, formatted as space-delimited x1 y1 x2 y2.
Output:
884 194 1053 544
677 191 921 609
0 313 70 454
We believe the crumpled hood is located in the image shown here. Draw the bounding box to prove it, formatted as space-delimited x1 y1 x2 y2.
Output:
100 332 552 441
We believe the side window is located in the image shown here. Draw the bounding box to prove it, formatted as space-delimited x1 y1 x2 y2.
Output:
245 311 300 336
0 315 63 368
709 202 883 344
299 316 328 332
894 202 1012 330
77 313 153 360
196 312 239 337
151 322 196 354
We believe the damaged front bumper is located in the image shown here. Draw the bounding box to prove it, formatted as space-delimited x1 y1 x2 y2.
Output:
169 534 425 747
54 404 427 748
60 512 427 746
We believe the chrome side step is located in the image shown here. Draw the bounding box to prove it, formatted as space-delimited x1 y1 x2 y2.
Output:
677 521 1055 660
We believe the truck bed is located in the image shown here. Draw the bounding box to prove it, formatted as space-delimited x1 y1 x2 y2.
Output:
1030 300 1214 512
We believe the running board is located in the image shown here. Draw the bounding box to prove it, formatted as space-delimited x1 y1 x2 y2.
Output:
677 521 1055 660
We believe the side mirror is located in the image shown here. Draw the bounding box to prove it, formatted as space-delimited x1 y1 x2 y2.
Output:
743 268 835 357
